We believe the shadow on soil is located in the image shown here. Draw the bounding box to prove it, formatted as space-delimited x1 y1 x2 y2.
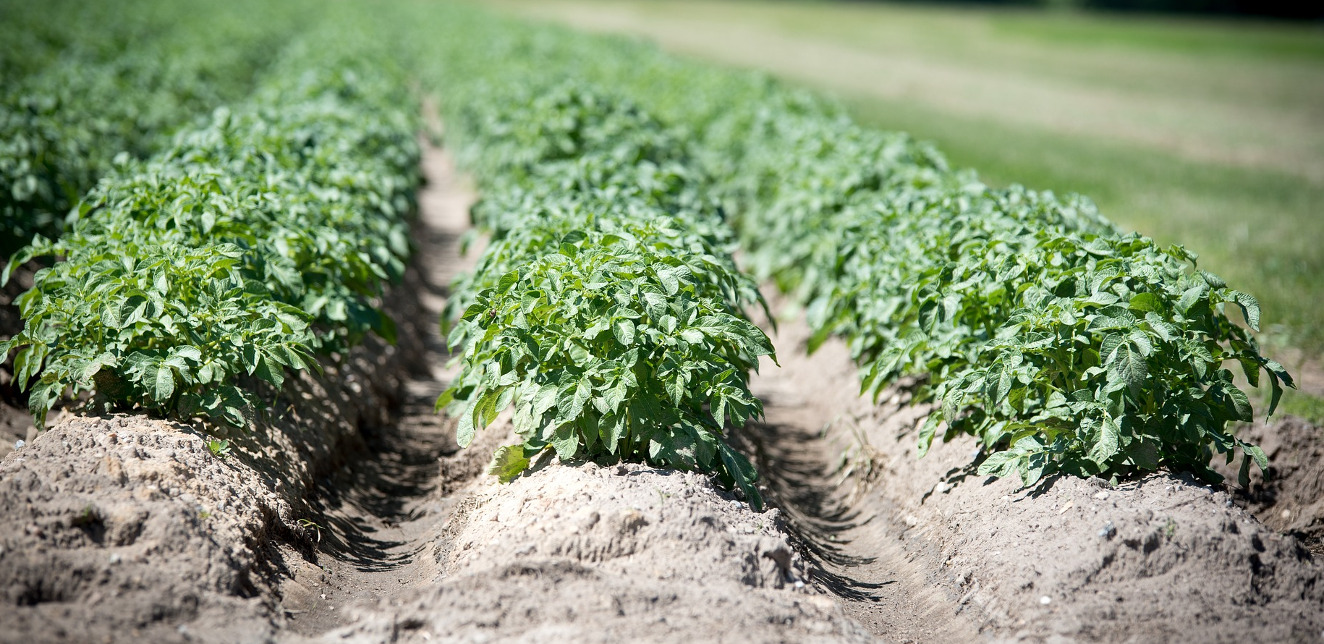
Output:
736 421 895 602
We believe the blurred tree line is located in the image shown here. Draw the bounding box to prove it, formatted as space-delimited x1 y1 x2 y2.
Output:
867 0 1323 19
1057 0 1319 19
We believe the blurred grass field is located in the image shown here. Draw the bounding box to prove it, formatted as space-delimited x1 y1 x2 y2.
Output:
492 0 1324 376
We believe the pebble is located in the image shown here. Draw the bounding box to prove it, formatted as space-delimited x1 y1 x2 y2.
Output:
1039 596 1052 606
1281 509 1292 520
934 481 952 494
1098 522 1116 539
1093 491 1109 500
13 440 24 450
794 580 805 589
109 554 122 565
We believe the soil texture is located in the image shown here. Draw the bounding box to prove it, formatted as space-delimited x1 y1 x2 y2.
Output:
3 142 1323 644
278 145 874 643
0 163 434 643
743 306 1324 643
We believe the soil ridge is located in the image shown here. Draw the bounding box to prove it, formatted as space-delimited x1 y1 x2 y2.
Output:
746 307 1324 643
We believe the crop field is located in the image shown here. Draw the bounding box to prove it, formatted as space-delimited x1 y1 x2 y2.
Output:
1 0 1322 642
498 0 1324 364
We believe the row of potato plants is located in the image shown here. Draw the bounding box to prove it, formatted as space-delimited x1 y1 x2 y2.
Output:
0 0 315 257
0 28 420 429
431 77 774 505
409 5 1291 487
710 106 1290 486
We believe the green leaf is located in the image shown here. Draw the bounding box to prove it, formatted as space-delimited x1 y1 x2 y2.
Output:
918 300 940 334
1228 290 1261 331
612 319 635 346
916 414 941 458
1226 384 1253 422
487 444 531 483
600 414 626 453
498 270 520 293
551 423 578 460
1128 292 1162 313
1088 415 1121 465
977 450 1019 478
253 354 284 390
435 387 456 413
718 442 762 511
153 364 175 402
657 267 680 295
457 397 478 448
1107 342 1148 394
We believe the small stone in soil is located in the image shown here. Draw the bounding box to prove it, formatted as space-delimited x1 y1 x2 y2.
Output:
13 440 23 450
1039 596 1052 606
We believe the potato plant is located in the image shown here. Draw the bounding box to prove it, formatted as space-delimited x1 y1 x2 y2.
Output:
437 80 773 505
0 0 310 257
705 93 1292 487
410 6 1295 488
1 33 420 428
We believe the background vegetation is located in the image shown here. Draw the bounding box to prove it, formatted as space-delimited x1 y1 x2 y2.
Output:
495 0 1324 389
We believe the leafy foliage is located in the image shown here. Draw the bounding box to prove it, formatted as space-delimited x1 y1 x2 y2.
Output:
0 0 312 258
435 80 774 505
696 79 1293 487
1 32 420 428
206 438 232 459
407 5 1295 487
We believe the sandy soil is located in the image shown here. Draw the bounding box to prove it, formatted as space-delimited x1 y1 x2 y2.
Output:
744 307 1324 642
279 145 874 643
309 461 875 644
1221 416 1324 554
0 165 436 643
3 142 1322 644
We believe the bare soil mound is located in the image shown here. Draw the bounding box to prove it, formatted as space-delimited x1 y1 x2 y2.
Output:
313 462 873 643
280 146 875 643
745 310 1324 643
5 142 1323 644
1223 416 1324 554
0 301 425 644
0 209 429 644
